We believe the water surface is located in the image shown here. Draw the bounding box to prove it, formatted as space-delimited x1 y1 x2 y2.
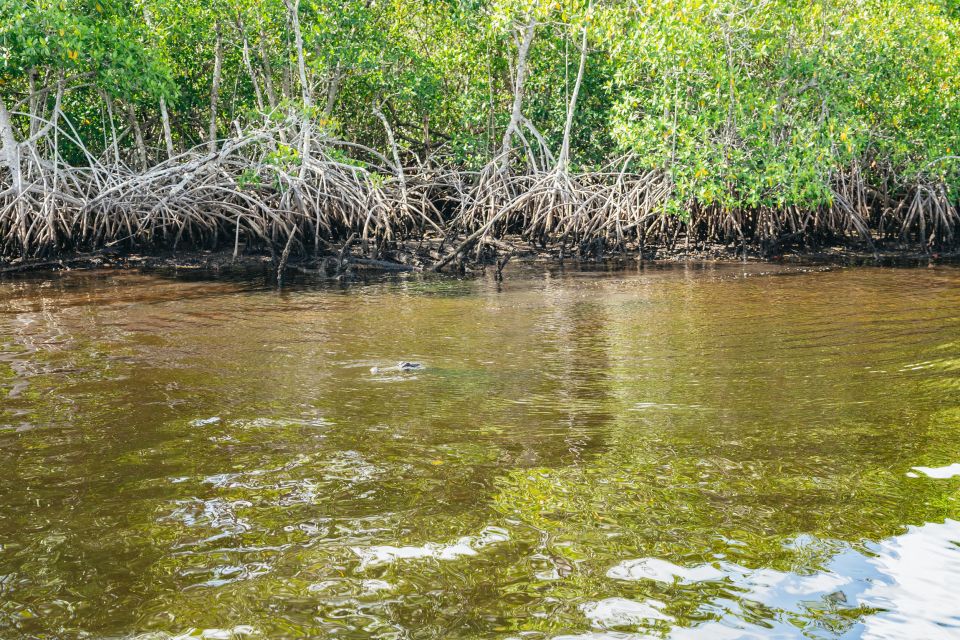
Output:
1 263 959 639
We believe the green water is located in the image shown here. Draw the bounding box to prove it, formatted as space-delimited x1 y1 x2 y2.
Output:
1 263 959 639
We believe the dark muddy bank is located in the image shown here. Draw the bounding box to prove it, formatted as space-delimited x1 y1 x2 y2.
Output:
0 234 956 281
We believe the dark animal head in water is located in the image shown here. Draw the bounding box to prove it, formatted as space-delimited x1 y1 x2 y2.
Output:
370 361 423 374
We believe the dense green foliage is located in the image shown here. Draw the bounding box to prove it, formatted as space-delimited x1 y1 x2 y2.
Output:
2 0 960 226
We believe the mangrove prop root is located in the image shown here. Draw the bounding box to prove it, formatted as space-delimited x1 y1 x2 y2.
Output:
1 119 957 272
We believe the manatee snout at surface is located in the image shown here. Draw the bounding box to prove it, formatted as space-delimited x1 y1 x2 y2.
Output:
370 361 424 374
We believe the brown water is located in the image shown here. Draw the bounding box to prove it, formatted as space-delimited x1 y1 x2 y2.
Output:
1 263 959 640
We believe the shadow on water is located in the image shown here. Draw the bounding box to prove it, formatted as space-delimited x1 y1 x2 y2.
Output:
0 262 959 638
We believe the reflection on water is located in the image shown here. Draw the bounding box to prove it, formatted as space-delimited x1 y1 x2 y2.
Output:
586 520 960 638
0 263 959 639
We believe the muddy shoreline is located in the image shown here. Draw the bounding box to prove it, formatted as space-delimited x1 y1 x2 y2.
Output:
0 236 956 280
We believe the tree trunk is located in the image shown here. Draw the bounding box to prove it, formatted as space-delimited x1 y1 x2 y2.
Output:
557 22 588 173
487 44 495 156
2 79 61 250
374 105 406 196
99 88 121 165
239 20 265 114
209 22 224 153
499 17 536 172
284 0 312 178
324 63 342 117
423 114 430 153
258 28 279 110
126 102 148 169
285 0 311 110
27 69 39 138
159 97 174 159
281 35 294 103
0 95 23 195
142 7 175 158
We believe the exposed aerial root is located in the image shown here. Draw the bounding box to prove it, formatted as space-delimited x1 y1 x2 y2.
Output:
1 119 958 271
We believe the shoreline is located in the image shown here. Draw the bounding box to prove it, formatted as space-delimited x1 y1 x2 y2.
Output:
1 238 955 280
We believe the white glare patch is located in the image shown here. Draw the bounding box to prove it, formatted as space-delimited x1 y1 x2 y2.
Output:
669 623 774 639
352 526 509 570
169 626 258 639
861 519 960 638
606 557 725 583
580 597 673 629
552 632 657 640
601 521 960 638
191 416 222 427
910 463 960 479
361 579 393 592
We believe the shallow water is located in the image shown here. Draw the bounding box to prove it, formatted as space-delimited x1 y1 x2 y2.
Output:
1 263 959 639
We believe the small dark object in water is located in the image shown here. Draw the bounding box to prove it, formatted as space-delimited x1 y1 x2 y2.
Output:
370 361 424 374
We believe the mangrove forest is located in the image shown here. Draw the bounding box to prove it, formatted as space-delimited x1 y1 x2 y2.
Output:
2 0 960 270
3 2 960 638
